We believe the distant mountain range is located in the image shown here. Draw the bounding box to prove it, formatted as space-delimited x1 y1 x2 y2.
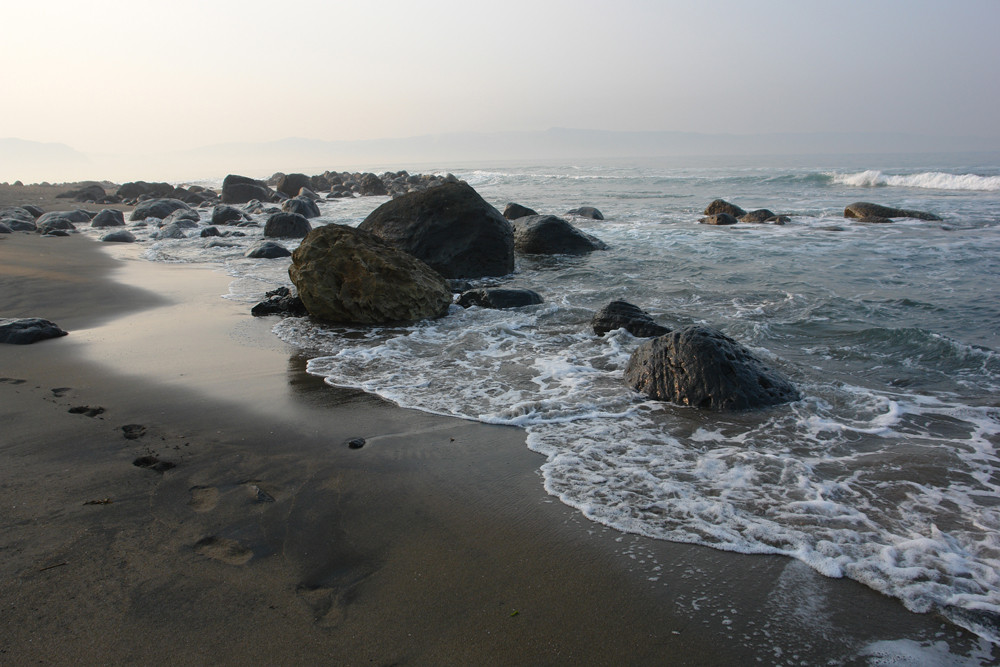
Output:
4 130 1000 183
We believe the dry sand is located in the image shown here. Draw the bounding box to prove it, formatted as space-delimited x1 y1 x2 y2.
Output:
1 221 996 664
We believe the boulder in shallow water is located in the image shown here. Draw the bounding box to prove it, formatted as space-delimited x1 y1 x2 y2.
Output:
624 326 800 410
0 318 68 344
699 213 739 226
844 202 942 221
503 202 538 220
592 301 670 338
703 199 747 218
359 181 515 279
251 286 308 317
282 196 321 219
91 209 126 228
289 224 452 324
739 209 776 223
275 173 311 199
101 229 136 243
458 288 543 309
512 215 608 254
221 175 274 204
130 198 191 221
0 222 12 234
566 206 604 220
211 204 247 226
264 212 311 238
245 240 292 258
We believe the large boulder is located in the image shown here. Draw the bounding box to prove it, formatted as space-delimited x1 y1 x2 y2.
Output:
221 175 273 204
245 240 292 259
624 326 800 410
130 198 191 221
739 209 776 223
458 288 543 309
211 205 247 226
275 173 311 199
503 203 538 220
0 318 68 344
592 301 670 338
37 210 91 226
358 181 515 279
101 229 136 243
161 208 200 227
704 199 747 218
356 172 388 196
117 181 174 200
264 212 311 238
844 202 942 221
91 209 126 228
282 196 321 219
512 215 608 254
56 183 105 202
289 224 453 324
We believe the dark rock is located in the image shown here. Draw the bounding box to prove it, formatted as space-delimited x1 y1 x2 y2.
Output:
42 229 71 237
117 181 174 200
855 216 894 224
0 318 68 344
161 208 200 227
130 198 191 221
22 205 43 218
200 226 221 238
1 206 37 223
739 209 776 223
282 196 321 219
767 215 790 225
251 286 308 317
101 229 136 243
567 206 604 220
356 172 388 196
458 288 543 309
5 219 36 232
37 210 91 226
503 203 538 220
346 437 366 449
289 224 452 324
204 239 240 249
154 223 189 240
242 199 267 215
264 212 311 238
704 199 747 218
844 202 942 221
0 222 11 234
358 181 515 279
36 214 79 234
592 301 670 338
245 240 292 259
56 183 105 202
699 213 739 226
211 205 247 226
623 326 800 410
297 187 321 200
275 173 311 199
222 175 274 204
512 215 608 255
90 209 126 228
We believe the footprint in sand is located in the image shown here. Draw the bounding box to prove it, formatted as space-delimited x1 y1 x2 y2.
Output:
0 378 26 385
68 405 105 417
121 424 146 440
194 536 253 565
188 486 219 513
51 387 71 397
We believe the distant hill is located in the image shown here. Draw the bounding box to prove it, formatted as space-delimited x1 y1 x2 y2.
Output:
0 138 91 183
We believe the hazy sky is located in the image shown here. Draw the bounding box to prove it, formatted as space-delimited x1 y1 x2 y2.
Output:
2 0 999 155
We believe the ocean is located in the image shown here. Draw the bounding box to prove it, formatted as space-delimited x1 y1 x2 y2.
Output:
100 152 1000 645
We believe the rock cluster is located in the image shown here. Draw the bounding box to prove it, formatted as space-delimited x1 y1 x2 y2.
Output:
700 199 789 225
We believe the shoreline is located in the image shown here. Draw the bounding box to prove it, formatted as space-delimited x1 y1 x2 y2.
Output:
1 229 996 662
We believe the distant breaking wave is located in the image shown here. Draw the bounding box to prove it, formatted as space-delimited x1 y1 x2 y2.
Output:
830 170 1000 191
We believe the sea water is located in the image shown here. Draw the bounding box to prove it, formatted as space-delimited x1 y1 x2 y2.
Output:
86 152 1000 644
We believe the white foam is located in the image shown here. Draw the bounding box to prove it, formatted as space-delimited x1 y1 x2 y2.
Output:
832 170 1000 191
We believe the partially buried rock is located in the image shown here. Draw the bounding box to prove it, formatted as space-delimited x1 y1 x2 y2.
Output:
704 199 747 218
358 181 514 279
738 209 775 223
130 198 191 222
592 301 670 338
251 286 308 317
289 224 452 324
512 215 608 254
245 240 291 259
458 288 543 309
264 212 311 238
844 202 942 221
566 206 604 220
90 209 125 228
0 318 68 344
699 213 739 226
101 229 136 243
624 326 800 410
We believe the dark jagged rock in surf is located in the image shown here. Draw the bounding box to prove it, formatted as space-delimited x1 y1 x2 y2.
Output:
503 203 538 220
222 175 274 205
699 213 739 226
251 286 308 317
282 196 321 219
592 301 670 338
264 212 311 239
100 229 136 243
739 209 776 223
703 199 747 218
844 202 942 221
458 288 543 309
90 209 125 228
0 318 68 345
130 198 191 222
245 240 292 259
512 215 608 255
275 173 311 199
567 206 604 220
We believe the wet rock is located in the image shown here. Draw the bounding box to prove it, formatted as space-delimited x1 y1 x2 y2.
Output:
592 301 670 338
567 206 604 220
458 288 543 309
200 226 221 238
131 198 191 222
844 202 942 221
154 223 189 239
503 203 538 220
704 199 747 218
359 181 515 279
275 173 311 199
0 222 11 234
251 286 308 317
624 326 800 410
245 240 292 259
264 212 311 238
512 215 608 254
56 183 106 202
699 213 739 226
739 209 776 223
91 209 126 228
282 196 321 219
211 204 247 226
222 175 274 204
117 181 174 200
289 224 452 324
101 229 136 243
0 318 68 344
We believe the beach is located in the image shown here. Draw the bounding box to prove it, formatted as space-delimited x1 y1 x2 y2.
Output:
1 183 997 665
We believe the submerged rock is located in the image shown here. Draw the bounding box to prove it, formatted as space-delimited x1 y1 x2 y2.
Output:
458 288 543 309
624 326 799 410
512 215 608 254
699 213 739 226
566 206 604 220
264 212 311 238
0 318 68 344
592 301 670 338
289 223 453 324
100 229 136 243
503 202 538 220
704 199 747 218
738 209 776 223
844 202 942 221
359 181 514 279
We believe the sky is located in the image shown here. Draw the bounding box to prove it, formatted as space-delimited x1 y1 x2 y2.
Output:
2 0 999 179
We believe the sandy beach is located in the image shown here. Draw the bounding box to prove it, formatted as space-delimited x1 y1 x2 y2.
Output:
1 192 996 665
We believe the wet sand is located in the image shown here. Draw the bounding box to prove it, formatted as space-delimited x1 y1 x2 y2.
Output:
1 229 995 665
